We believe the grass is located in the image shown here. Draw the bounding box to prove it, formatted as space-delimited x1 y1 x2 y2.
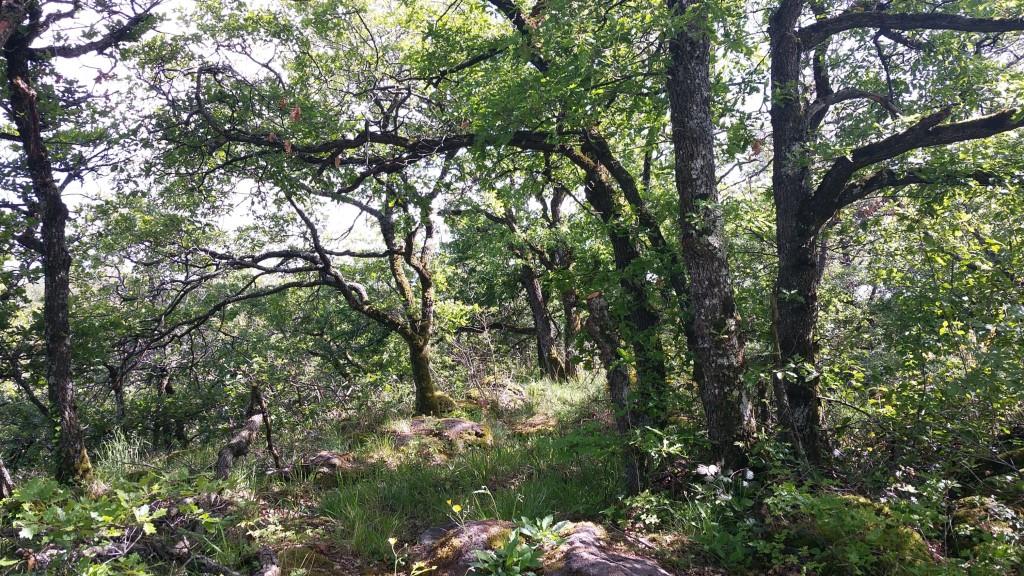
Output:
45 374 628 571
93 430 149 479
13 370 1019 575
313 374 625 561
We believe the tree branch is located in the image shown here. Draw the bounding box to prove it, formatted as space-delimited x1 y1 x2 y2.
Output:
806 87 901 121
799 12 1024 50
28 8 157 59
808 107 1023 223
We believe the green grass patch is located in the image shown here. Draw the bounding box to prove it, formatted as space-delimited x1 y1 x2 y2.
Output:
317 376 624 560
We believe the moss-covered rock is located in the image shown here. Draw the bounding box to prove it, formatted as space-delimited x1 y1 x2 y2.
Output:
432 392 458 415
437 417 493 447
417 520 514 576
513 413 558 434
950 495 1022 555
393 417 493 451
276 544 338 575
417 521 672 576
769 491 934 574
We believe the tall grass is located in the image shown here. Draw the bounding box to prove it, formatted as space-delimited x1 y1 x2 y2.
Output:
94 431 149 481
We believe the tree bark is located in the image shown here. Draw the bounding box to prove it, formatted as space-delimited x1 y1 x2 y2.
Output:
520 265 568 381
561 288 582 379
772 227 829 464
0 456 14 499
408 337 441 415
105 364 126 424
764 0 1024 466
153 366 174 448
585 293 643 494
667 0 753 469
581 177 669 431
768 0 829 465
250 386 282 470
215 413 264 479
5 50 91 485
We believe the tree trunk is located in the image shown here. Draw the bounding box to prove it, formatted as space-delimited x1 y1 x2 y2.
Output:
153 366 172 448
582 179 669 431
768 0 829 465
561 289 581 379
5 52 91 485
520 265 568 381
105 364 126 424
250 386 282 470
772 230 828 464
585 293 643 494
0 456 14 499
408 337 441 415
667 0 753 469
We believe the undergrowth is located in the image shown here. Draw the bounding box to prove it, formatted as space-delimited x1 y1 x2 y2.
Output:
3 374 1022 575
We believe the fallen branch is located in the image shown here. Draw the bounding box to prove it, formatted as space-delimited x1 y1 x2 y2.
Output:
251 386 283 470
215 414 264 480
148 536 245 576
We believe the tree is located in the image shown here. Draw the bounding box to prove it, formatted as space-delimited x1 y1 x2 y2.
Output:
156 171 452 416
1 0 156 483
133 0 683 431
667 0 754 468
446 157 581 382
766 0 1024 464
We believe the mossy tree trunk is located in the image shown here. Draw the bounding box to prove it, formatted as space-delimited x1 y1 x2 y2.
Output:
408 337 441 416
585 293 644 494
520 265 568 381
561 289 582 379
4 46 91 485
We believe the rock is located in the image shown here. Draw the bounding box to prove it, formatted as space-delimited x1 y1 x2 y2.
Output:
433 392 458 415
513 413 558 434
771 492 934 570
417 521 674 576
437 418 492 446
545 522 674 576
276 544 338 575
272 451 365 485
419 520 515 576
950 495 1021 554
307 451 361 473
393 417 493 450
469 382 529 413
418 522 458 548
495 384 529 412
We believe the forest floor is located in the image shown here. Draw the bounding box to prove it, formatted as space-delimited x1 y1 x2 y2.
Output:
226 374 641 575
90 375 697 575
3 375 1022 575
